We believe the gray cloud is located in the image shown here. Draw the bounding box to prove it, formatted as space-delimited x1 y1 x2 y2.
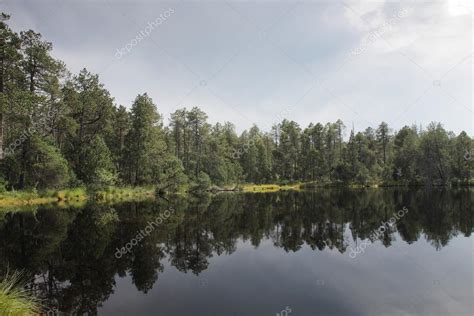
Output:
4 0 472 134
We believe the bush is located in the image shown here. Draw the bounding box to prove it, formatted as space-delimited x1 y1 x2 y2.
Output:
191 171 211 192
0 271 41 316
55 188 87 200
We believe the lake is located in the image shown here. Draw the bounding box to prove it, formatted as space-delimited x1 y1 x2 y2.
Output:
0 188 472 316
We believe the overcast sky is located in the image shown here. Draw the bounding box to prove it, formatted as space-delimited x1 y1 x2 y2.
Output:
3 0 473 135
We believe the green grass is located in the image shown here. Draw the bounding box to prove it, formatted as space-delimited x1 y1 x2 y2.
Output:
0 190 42 201
0 271 41 316
0 186 156 210
54 187 87 201
0 190 57 208
93 186 155 202
241 183 301 192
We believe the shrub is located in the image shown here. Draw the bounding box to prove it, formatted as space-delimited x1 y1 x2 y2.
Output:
0 271 41 316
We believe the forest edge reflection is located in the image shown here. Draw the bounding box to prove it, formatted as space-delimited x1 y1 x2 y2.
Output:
349 206 409 258
0 188 472 315
115 207 175 259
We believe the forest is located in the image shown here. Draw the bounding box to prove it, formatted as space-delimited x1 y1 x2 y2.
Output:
0 12 472 193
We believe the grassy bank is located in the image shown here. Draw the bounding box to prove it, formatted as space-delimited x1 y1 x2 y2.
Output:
240 182 377 192
1 180 472 209
0 191 58 208
0 272 41 316
0 186 156 209
241 180 474 192
300 179 474 189
241 183 301 192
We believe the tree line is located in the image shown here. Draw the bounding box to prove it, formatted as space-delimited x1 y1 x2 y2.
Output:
0 13 472 192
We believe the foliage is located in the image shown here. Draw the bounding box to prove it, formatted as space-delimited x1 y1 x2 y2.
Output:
0 177 7 193
191 171 211 192
78 135 117 188
0 14 472 192
55 187 87 201
25 136 70 189
0 271 41 316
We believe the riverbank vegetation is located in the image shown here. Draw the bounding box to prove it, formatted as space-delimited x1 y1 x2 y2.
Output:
0 186 156 209
0 13 472 198
241 183 301 192
0 271 40 316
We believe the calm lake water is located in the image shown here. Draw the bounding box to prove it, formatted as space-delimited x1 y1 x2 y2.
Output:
0 188 472 316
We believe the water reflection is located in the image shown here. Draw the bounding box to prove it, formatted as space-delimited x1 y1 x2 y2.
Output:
0 188 472 315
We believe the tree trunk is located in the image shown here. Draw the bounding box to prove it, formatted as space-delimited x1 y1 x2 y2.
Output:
0 113 3 160
0 47 4 160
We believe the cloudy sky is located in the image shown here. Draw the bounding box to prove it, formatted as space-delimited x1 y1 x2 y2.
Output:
3 0 473 135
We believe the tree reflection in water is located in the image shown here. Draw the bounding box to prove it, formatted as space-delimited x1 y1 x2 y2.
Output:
0 188 472 314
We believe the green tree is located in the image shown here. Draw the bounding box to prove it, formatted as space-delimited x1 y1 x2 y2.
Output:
450 131 472 182
107 105 130 170
376 122 392 180
79 135 117 187
186 107 209 178
418 123 451 184
0 13 22 160
123 93 166 185
63 69 114 184
376 122 390 165
393 126 419 183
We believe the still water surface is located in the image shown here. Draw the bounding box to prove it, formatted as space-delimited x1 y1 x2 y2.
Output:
0 188 472 315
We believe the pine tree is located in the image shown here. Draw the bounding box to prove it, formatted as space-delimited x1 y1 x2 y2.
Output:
123 93 166 185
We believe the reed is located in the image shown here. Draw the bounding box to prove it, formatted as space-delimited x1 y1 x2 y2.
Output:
0 271 41 316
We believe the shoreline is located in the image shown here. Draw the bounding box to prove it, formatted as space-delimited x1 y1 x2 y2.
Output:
0 187 156 209
0 182 472 209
